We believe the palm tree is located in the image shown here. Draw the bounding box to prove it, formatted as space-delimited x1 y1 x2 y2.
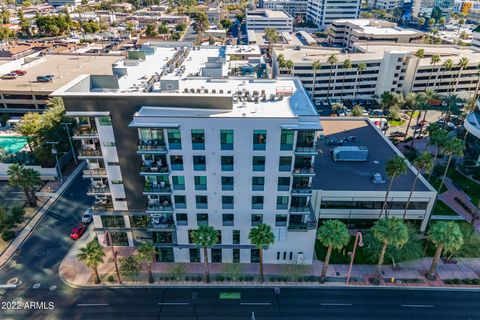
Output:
379 156 408 219
410 92 428 147
77 238 105 284
317 220 350 283
426 222 464 280
380 91 401 132
427 54 440 91
440 59 453 94
311 60 321 100
419 89 436 131
248 223 275 283
136 242 155 283
371 218 409 285
326 54 338 101
403 92 417 140
452 57 469 95
426 124 448 181
437 137 464 194
354 62 366 100
341 59 352 98
264 27 278 54
7 164 41 207
403 152 433 219
192 225 218 283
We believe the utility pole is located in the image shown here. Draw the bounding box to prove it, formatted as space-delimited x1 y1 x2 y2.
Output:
47 141 63 183
61 122 77 165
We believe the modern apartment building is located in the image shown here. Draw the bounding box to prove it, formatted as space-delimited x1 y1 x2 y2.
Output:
327 19 423 50
273 43 480 100
54 44 322 264
259 0 309 18
306 0 361 28
367 0 403 10
246 9 294 32
464 102 480 167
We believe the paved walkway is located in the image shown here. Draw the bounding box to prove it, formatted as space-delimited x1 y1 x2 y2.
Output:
0 161 85 269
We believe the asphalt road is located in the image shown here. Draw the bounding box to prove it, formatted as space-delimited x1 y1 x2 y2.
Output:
1 172 480 320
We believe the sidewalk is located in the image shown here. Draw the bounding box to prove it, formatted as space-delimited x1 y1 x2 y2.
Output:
0 161 85 269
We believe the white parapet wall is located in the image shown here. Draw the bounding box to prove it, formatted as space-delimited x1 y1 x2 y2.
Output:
0 163 57 181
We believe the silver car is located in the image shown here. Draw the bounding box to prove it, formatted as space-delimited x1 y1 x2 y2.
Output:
81 209 93 224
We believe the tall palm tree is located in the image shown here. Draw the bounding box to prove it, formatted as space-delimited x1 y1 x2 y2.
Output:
248 223 275 283
341 59 352 98
403 152 434 219
285 59 294 76
326 54 338 101
426 222 463 280
7 164 41 207
437 137 464 194
380 92 401 133
410 92 428 147
452 57 469 94
403 92 417 140
379 156 408 219
77 238 105 284
192 225 218 283
440 59 453 95
354 62 367 100
317 220 350 283
419 89 436 131
136 242 155 283
426 124 448 181
408 49 425 92
427 54 440 91
311 60 321 100
264 27 278 55
371 218 409 285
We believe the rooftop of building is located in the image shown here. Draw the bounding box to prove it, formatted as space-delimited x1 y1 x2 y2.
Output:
246 9 292 19
332 19 422 37
250 31 304 46
225 45 262 56
0 54 121 93
312 118 434 192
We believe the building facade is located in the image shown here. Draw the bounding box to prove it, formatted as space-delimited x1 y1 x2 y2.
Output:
246 9 294 32
464 103 480 167
259 0 309 18
306 0 361 28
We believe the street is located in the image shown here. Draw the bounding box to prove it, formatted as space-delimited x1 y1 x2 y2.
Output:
1 174 480 319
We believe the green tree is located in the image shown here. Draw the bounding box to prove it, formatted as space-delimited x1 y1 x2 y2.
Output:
426 222 464 280
249 223 275 283
341 59 352 97
1 7 10 24
379 156 408 219
418 17 425 27
326 54 338 100
310 60 321 100
285 59 294 75
192 225 218 282
426 123 448 181
219 19 232 30
371 218 409 284
317 220 350 282
354 62 366 100
17 9 30 35
119 255 140 279
77 239 105 284
145 23 158 37
15 112 41 152
7 164 41 207
264 27 279 54
403 153 433 219
427 54 440 91
136 242 155 283
158 22 169 34
277 54 286 69
441 58 453 94
437 137 464 194
352 105 364 117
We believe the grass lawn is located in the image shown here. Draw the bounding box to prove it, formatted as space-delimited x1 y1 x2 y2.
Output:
429 176 448 194
447 168 480 205
432 200 459 216
406 111 420 118
388 119 406 127
315 238 371 265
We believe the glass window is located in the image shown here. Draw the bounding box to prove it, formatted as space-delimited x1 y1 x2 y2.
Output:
280 129 294 150
277 196 289 210
220 129 234 150
233 230 240 244
221 176 234 191
277 177 291 191
194 176 207 190
252 156 265 171
275 214 288 226
253 130 267 150
212 249 222 263
103 141 116 147
191 129 205 150
193 156 206 171
167 128 182 149
189 248 200 262
174 195 186 209
98 117 112 126
152 231 173 244
251 249 260 263
176 213 188 226
222 214 234 226
221 156 234 171
196 195 208 209
170 155 183 171
156 247 174 262
172 176 185 190
222 196 234 209
252 196 264 209
251 214 263 226
279 156 292 171
233 248 240 263
252 176 265 191
197 213 208 225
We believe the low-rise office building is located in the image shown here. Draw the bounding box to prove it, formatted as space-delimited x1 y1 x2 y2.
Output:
246 9 294 32
259 0 309 18
367 0 403 10
306 0 361 28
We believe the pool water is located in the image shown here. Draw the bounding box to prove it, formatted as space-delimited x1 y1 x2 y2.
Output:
0 136 28 153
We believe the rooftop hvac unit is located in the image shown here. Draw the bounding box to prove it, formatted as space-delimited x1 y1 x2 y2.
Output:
332 146 368 162
371 173 386 184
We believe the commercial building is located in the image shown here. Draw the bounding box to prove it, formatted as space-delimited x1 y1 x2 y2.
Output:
306 0 361 28
273 43 480 101
246 9 294 32
207 7 226 25
259 0 309 18
0 54 120 114
472 31 480 50
327 19 423 50
47 0 81 7
368 0 403 10
464 102 480 167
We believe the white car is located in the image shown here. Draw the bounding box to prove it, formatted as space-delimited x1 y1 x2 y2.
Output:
81 209 93 224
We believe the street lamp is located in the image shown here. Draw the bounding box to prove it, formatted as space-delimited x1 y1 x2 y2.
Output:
104 230 122 284
61 122 77 165
47 141 63 183
346 231 363 285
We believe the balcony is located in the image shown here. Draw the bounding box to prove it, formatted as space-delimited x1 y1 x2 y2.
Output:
87 185 111 195
92 202 114 212
143 184 172 195
83 168 107 178
289 204 313 214
295 146 318 156
287 220 317 232
140 164 170 176
292 167 315 177
137 141 168 154
147 218 175 231
291 186 312 196
146 202 174 213
73 126 98 139
78 149 102 159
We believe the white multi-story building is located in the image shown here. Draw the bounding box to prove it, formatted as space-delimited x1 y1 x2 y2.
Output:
273 43 480 100
47 0 81 6
306 0 361 28
367 0 404 10
464 102 480 167
246 9 294 32
327 19 423 50
259 0 309 18
472 31 480 50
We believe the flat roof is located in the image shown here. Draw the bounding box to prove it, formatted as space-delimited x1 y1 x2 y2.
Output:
246 9 292 19
312 118 433 192
334 19 421 37
0 54 121 93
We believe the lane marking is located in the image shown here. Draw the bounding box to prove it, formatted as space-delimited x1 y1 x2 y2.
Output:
158 302 190 305
321 303 352 306
240 302 271 306
77 303 109 307
401 304 434 308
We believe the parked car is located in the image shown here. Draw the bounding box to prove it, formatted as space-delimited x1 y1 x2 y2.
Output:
36 75 54 82
70 224 87 240
81 209 93 224
11 69 27 76
2 73 17 79
390 131 406 138
336 109 346 117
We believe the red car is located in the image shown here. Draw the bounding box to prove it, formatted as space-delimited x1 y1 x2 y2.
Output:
70 224 87 240
11 70 27 76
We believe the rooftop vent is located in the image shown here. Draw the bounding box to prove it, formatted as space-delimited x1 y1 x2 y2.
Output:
371 173 386 184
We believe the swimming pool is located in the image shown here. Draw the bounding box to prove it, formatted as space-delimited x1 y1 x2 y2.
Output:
0 136 28 153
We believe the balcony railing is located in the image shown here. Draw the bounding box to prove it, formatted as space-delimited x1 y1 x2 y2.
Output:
295 146 317 155
146 203 174 212
140 165 170 175
143 185 172 194
87 185 110 194
92 203 114 212
78 149 102 158
73 126 98 137
292 167 315 176
147 219 175 231
137 140 167 153
291 187 312 195
83 168 107 177
287 221 317 232
289 205 312 213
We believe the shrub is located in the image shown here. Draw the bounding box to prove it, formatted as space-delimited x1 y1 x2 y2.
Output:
222 263 242 281
196 275 202 282
216 275 224 282
169 264 186 281
432 164 446 177
10 207 25 223
452 279 461 284
185 275 190 281
1 230 15 241
107 275 115 282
